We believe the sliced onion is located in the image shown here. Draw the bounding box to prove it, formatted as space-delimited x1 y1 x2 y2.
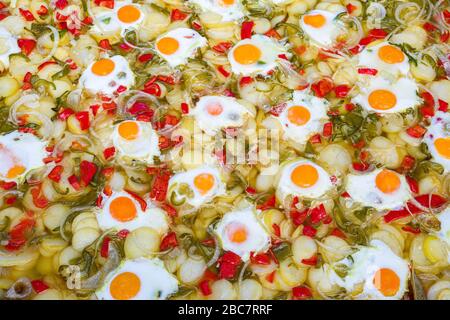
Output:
34 26 59 65
9 94 40 123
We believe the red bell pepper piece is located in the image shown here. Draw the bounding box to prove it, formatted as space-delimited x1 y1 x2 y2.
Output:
406 125 426 138
17 39 36 56
79 160 97 186
138 53 153 63
150 170 171 202
406 176 419 194
170 9 188 21
19 8 35 21
199 280 212 296
116 229 130 239
5 218 35 251
310 204 327 224
400 155 415 171
240 21 254 39
55 0 68 10
402 225 421 234
302 225 317 237
311 78 334 98
346 3 357 14
212 42 233 54
264 28 281 39
334 84 350 98
290 209 309 226
301 255 318 266
125 190 147 211
239 76 253 86
68 175 81 191
48 165 63 182
31 280 49 293
438 99 448 112
330 228 346 239
160 232 178 251
36 5 49 16
322 122 333 137
256 194 276 210
30 184 48 209
103 146 116 160
292 286 312 300
217 65 230 77
100 236 110 258
250 252 271 265
75 111 90 130
358 68 378 75
218 251 241 279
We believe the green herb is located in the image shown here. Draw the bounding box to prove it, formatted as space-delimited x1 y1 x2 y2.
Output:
272 242 291 261
52 64 70 80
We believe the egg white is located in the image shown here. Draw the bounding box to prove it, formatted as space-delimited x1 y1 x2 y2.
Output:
228 34 288 76
0 27 20 69
345 168 412 211
0 131 47 182
330 240 410 300
358 41 410 76
168 166 225 208
112 120 160 165
155 28 207 68
351 76 421 114
189 0 245 22
96 258 178 300
424 111 450 172
275 90 330 144
96 190 169 233
276 159 333 200
78 55 135 96
215 207 271 261
299 9 345 48
191 95 252 135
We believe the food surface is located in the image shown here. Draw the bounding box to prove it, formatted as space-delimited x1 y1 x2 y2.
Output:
0 0 449 301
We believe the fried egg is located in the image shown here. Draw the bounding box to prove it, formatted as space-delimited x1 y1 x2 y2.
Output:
189 0 245 22
90 1 144 37
215 207 271 261
276 159 333 200
345 168 412 210
96 258 178 300
78 55 135 96
351 76 421 113
330 240 410 300
0 27 20 69
358 41 410 76
191 95 252 135
299 9 345 48
155 28 207 68
0 131 47 182
168 166 225 208
112 120 160 165
424 111 450 172
96 190 169 233
228 34 288 76
275 91 330 144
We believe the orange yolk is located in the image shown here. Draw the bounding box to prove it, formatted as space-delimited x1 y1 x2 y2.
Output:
110 272 141 300
368 89 397 110
375 169 401 194
226 223 248 243
206 103 224 116
220 0 235 5
287 106 311 126
118 121 139 140
156 37 179 55
193 173 215 195
233 44 261 65
378 45 405 64
6 165 25 179
291 164 319 188
91 59 115 76
434 137 450 159
373 268 400 297
109 196 137 222
117 5 141 23
303 14 326 28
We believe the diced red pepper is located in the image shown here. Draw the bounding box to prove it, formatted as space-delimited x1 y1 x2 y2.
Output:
406 125 427 138
125 190 147 211
438 99 448 112
79 160 97 186
292 286 312 300
352 162 369 171
217 65 230 77
212 42 233 54
170 8 188 21
265 271 276 283
322 122 333 137
302 225 317 237
17 39 36 56
264 28 281 40
334 84 350 98
0 181 17 190
290 209 308 226
100 236 110 258
400 155 415 171
150 170 171 202
358 68 378 75
138 53 153 63
256 194 276 210
301 255 317 266
239 76 253 86
57 108 74 121
48 165 63 182
68 175 81 191
95 0 114 9
414 194 446 208
30 184 48 209
5 218 35 251
160 202 177 217
143 83 161 97
55 0 68 10
160 232 178 251
180 102 189 114
31 280 49 293
103 146 116 160
75 111 90 130
330 228 346 239
19 8 35 21
406 176 419 194
402 225 421 234
250 252 271 265
311 78 334 98
98 39 112 50
423 22 437 33
37 5 49 16
240 21 254 39
346 3 357 14
199 280 212 296
309 134 321 144
116 229 130 239
310 204 327 224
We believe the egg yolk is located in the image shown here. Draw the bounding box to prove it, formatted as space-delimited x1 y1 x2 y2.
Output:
220 0 235 5
109 196 137 222
378 45 405 64
303 14 326 28
110 272 141 300
156 37 180 55
206 103 224 116
118 121 139 140
6 165 25 179
291 164 319 188
287 106 311 126
226 223 248 243
233 44 262 65
117 5 141 24
193 173 215 195
375 169 401 194
434 137 450 159
368 89 397 110
91 59 115 76
373 268 400 297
